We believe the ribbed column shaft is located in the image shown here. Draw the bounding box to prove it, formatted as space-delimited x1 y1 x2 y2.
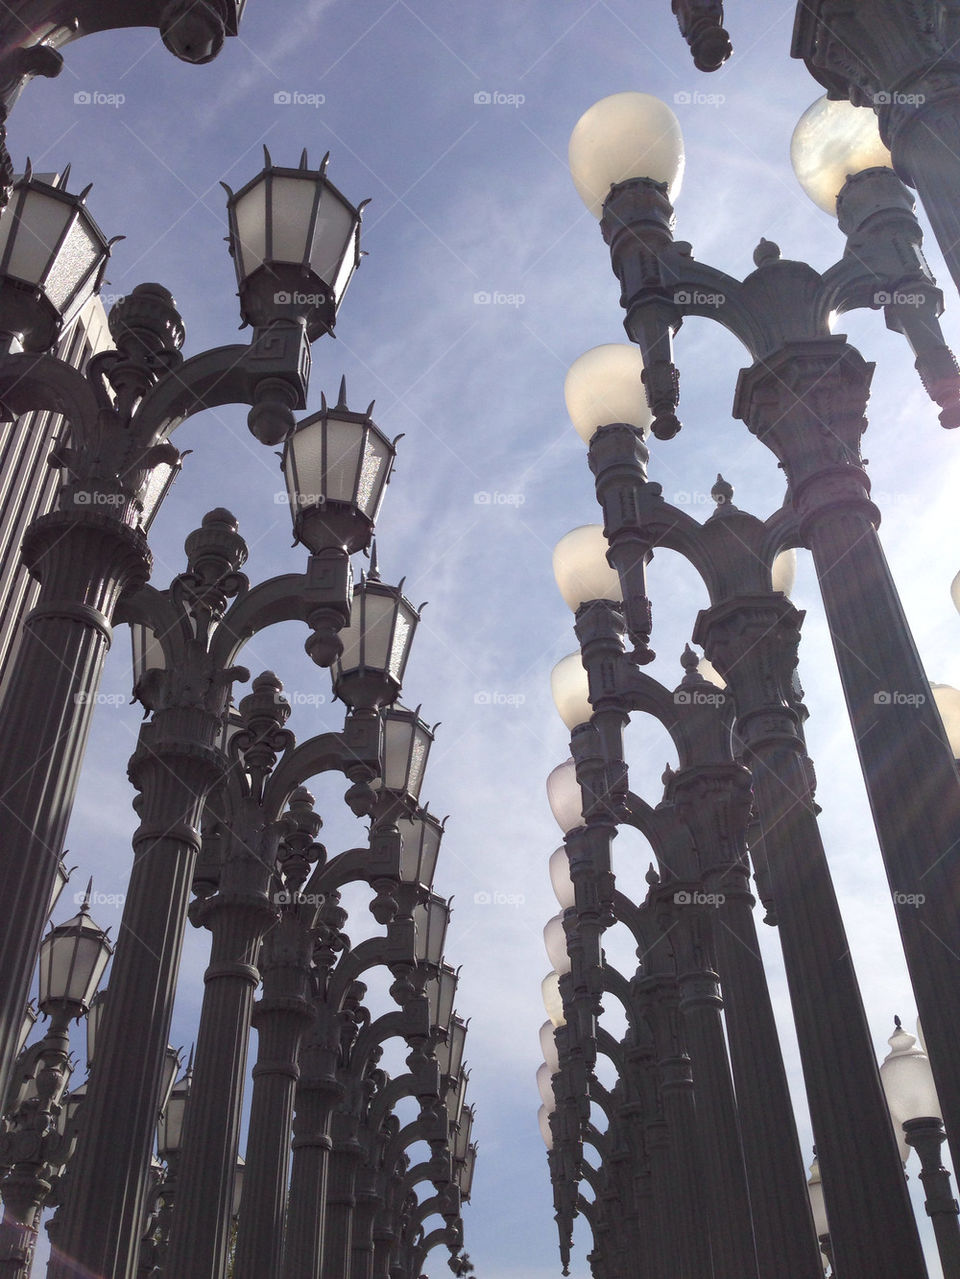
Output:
283 1057 338 1279
679 971 758 1279
712 888 822 1279
322 1139 363 1279
234 915 314 1279
164 889 273 1278
0 514 147 1100
806 505 960 1181
47 710 220 1279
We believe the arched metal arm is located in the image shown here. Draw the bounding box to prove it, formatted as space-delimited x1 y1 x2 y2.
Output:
351 1010 411 1080
133 326 309 441
263 721 380 817
210 573 313 670
0 353 99 430
326 933 405 1012
0 1 245 113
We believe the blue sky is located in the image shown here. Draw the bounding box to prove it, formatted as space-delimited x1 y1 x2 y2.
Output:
12 1 960 1274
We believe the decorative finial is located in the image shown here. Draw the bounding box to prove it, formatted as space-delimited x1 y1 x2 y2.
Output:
753 238 781 267
894 1014 902 1030
711 473 734 508
681 643 699 675
645 863 660 887
368 540 380 582
336 374 348 409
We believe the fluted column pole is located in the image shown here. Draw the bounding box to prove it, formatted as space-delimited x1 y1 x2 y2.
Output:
0 512 148 1101
163 864 275 1276
234 911 314 1279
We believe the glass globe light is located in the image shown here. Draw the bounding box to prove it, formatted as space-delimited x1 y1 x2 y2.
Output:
564 344 651 443
951 570 960 615
549 846 576 910
931 684 960 759
791 95 893 216
553 525 622 612
551 653 591 731
697 656 726 689
569 92 685 218
538 1102 554 1149
772 548 797 597
540 1019 560 1073
542 971 566 1027
543 914 572 975
546 758 585 834
537 1061 557 1109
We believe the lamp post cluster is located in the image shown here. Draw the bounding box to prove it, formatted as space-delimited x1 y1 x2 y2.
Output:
0 41 475 1275
534 81 960 1279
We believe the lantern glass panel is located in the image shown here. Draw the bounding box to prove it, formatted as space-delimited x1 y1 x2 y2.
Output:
158 1076 190 1158
356 427 392 518
454 1104 474 1161
446 1069 468 1123
269 175 317 263
459 1144 476 1199
46 222 100 312
445 1018 467 1081
232 178 267 277
131 624 167 686
414 895 448 967
310 188 356 290
398 811 443 890
382 710 431 800
4 190 73 285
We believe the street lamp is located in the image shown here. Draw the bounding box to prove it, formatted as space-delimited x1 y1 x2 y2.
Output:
0 166 114 351
0 887 112 1273
282 376 397 554
0 147 366 1114
881 1017 960 1278
224 148 365 344
555 80 960 1277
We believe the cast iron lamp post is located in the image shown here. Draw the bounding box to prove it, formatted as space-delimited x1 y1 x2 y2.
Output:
46 463 386 1277
790 0 960 306
562 86 960 1270
0 886 111 1276
0 150 365 1112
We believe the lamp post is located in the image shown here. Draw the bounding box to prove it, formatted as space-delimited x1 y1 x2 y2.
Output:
0 885 111 1276
552 84 960 1276
881 1017 960 1279
0 149 365 1111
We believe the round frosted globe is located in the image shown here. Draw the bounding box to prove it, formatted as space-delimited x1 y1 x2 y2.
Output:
931 683 960 759
537 1061 557 1109
538 1102 554 1149
542 970 566 1027
540 1019 560 1073
951 570 960 615
551 653 591 731
549 846 576 910
546 758 585 834
569 92 685 218
772 548 797 597
553 525 622 612
791 95 892 216
544 914 572 975
565 344 651 442
697 657 726 689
